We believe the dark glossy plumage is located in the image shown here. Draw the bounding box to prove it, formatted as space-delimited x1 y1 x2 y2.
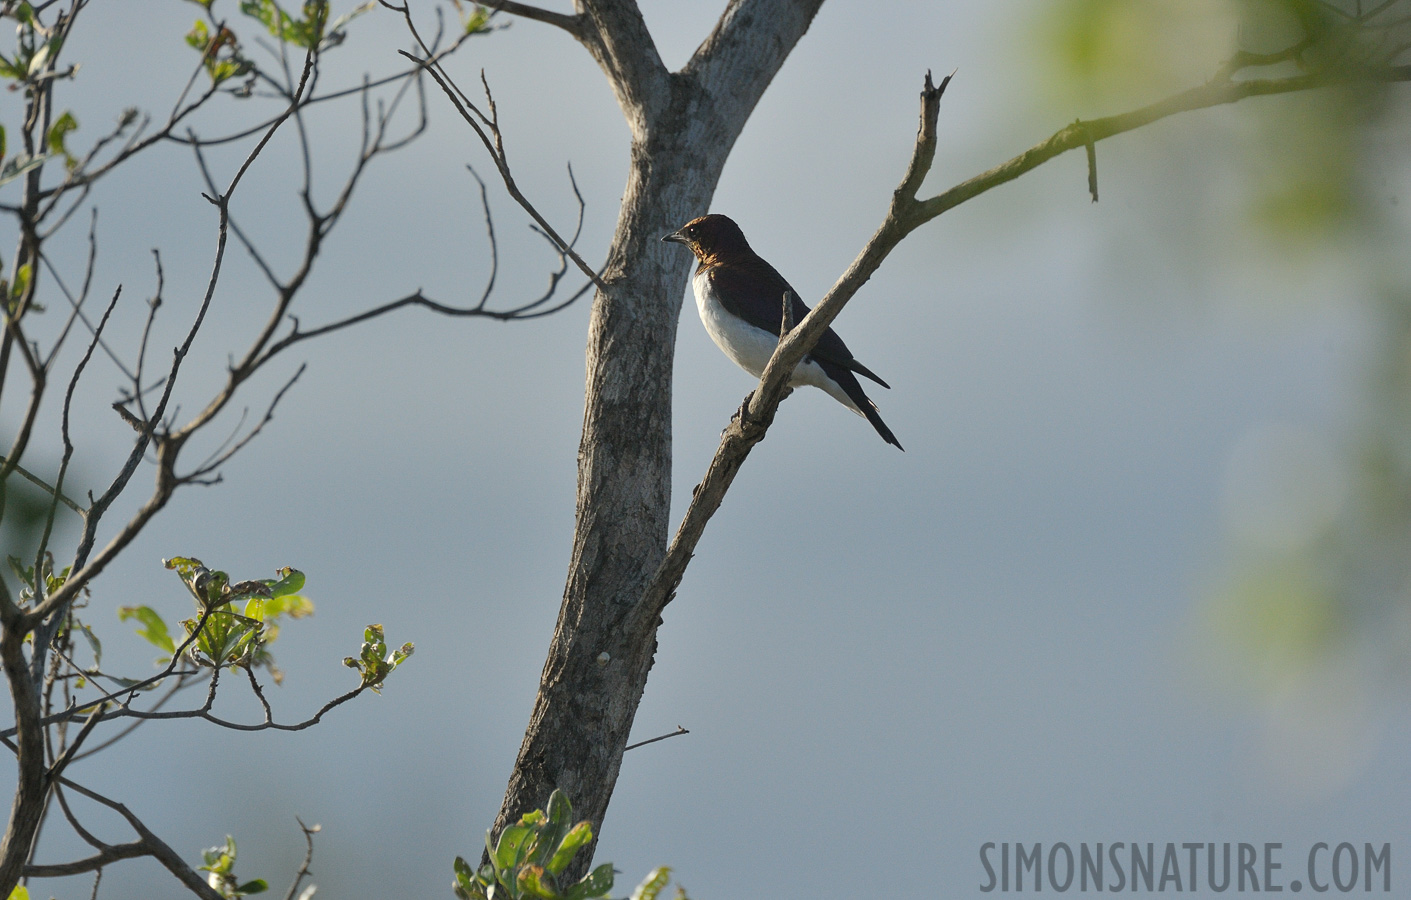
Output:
663 214 902 450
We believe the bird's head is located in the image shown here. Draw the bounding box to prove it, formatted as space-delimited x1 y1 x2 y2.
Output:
662 214 752 265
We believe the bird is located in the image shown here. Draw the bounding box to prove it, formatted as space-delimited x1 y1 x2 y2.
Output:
662 213 902 450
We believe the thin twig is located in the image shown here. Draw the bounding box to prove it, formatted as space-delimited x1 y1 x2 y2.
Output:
624 726 689 752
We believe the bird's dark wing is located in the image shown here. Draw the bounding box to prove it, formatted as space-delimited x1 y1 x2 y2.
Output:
706 262 890 388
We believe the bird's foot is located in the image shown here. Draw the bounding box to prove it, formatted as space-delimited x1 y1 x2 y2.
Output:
732 391 754 425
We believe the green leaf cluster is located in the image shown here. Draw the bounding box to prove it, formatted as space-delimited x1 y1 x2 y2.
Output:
185 0 375 85
239 0 328 48
342 623 413 693
454 790 613 900
125 558 313 679
184 19 252 85
199 836 269 899
450 1 497 36
0 3 66 83
7 553 69 607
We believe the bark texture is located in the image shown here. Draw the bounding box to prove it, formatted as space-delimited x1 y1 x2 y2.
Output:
489 0 825 870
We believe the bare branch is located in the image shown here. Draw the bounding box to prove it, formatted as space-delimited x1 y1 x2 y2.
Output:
624 726 689 752
387 3 606 290
25 841 148 878
47 776 225 900
280 818 321 900
485 1 585 36
0 457 83 515
912 65 1411 227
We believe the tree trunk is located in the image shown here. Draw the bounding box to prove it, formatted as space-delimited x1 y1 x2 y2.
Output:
488 0 825 873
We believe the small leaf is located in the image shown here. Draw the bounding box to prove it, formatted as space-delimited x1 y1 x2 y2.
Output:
517 865 561 900
629 868 671 900
8 556 33 589
164 556 205 578
183 609 264 669
26 41 49 76
0 153 51 188
546 822 592 876
45 110 77 169
118 605 176 654
563 863 614 900
235 879 268 895
9 885 31 900
546 790 572 826
0 54 24 81
266 567 305 597
9 263 31 302
78 622 103 666
454 856 481 898
185 19 211 51
492 824 532 871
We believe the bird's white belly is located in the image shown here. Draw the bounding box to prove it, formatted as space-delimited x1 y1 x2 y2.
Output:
692 270 860 413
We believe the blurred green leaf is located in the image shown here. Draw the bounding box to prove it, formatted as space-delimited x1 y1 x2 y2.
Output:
9 263 30 303
492 824 532 872
0 154 49 188
200 836 237 874
454 856 480 899
119 605 175 654
46 110 78 171
546 822 592 876
239 0 327 49
266 566 305 598
517 865 560 900
77 622 102 666
562 863 613 900
164 556 205 579
628 867 670 900
26 34 61 76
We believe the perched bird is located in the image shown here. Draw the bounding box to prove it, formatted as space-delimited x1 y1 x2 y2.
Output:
662 214 902 450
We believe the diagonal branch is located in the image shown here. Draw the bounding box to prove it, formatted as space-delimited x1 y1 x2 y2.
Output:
485 0 585 36
635 55 1411 629
574 0 671 130
47 776 225 900
912 63 1411 227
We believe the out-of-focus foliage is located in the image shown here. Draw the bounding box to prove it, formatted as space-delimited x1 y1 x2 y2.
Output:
1035 0 1411 242
200 836 269 899
452 792 689 900
1038 0 1411 776
454 790 614 900
1207 287 1411 690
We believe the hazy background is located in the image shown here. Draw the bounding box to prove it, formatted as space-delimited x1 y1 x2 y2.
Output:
5 1 1410 897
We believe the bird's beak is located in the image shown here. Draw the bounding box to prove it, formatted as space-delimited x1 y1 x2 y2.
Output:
661 230 688 245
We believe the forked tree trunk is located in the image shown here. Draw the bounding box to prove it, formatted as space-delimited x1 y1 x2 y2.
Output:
488 0 826 873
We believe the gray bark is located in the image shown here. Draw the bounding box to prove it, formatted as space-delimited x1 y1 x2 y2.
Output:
489 0 825 871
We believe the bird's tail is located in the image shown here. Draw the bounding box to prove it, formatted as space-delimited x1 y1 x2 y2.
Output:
821 362 904 451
